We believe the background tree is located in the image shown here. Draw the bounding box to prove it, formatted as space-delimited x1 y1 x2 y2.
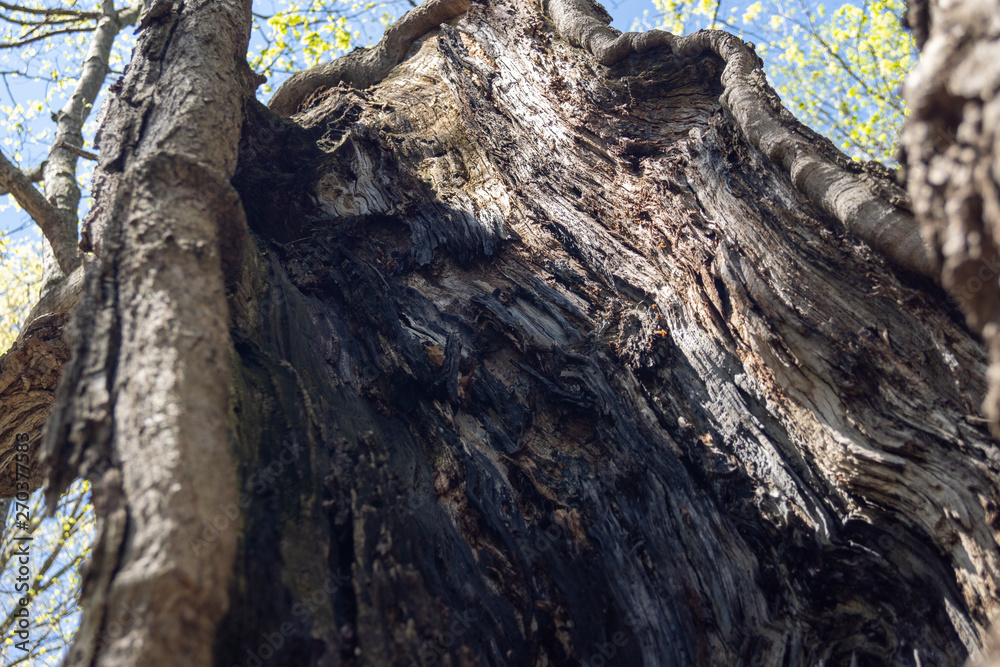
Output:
0 4 130 663
2 0 1000 667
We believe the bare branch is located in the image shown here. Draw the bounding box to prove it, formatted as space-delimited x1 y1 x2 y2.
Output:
37 0 138 276
0 1 99 19
57 140 97 161
117 4 140 26
0 160 40 195
0 25 93 49
268 0 471 116
0 12 96 27
0 1 137 277
0 149 78 273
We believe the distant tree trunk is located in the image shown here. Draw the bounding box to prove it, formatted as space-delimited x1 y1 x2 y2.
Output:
902 0 1000 427
901 0 1000 663
14 0 1000 665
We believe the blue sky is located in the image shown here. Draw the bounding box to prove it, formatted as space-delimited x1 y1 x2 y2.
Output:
609 0 655 28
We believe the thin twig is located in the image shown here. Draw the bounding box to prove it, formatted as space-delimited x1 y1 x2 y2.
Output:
0 1 99 19
0 25 92 49
57 141 97 161
0 12 94 27
709 0 722 30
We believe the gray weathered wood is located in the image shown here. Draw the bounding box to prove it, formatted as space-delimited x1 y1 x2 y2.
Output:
2 0 996 664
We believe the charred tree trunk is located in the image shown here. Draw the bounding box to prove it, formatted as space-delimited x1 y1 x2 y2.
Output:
11 0 1000 665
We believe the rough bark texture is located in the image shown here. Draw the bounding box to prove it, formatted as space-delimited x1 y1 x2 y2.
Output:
39 0 255 665
219 1 996 665
15 0 1000 665
0 314 69 497
902 0 1000 434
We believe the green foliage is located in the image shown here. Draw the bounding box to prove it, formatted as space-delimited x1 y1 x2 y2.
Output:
0 480 95 666
640 0 915 164
250 0 415 96
0 2 134 214
252 1 355 79
0 233 42 351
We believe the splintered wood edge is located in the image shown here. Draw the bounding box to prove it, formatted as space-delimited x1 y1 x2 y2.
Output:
268 0 472 116
0 312 72 498
542 0 935 279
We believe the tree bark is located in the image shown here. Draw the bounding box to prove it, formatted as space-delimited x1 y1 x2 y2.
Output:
12 0 1000 665
40 0 254 665
902 0 1000 428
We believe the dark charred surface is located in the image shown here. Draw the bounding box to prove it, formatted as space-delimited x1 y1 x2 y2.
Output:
216 0 997 665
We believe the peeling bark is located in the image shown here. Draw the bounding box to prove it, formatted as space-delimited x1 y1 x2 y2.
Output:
13 0 1000 665
217 0 997 664
39 0 254 665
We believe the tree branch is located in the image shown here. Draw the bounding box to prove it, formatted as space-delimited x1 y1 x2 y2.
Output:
0 1 99 19
57 140 98 161
0 26 93 49
0 149 78 273
38 0 137 277
42 0 253 660
0 160 41 195
541 0 934 278
0 13 97 27
268 0 471 116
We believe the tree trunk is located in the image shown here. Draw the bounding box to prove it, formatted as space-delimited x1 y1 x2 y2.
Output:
20 0 1000 664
